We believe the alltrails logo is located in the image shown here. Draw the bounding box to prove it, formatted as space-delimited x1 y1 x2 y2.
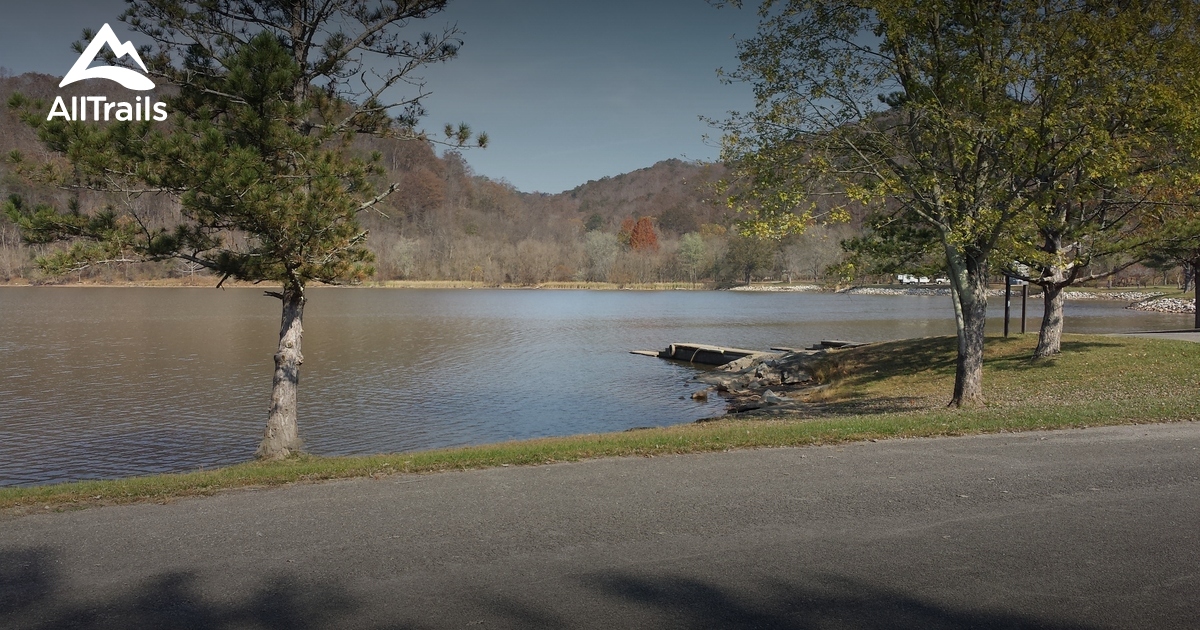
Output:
48 23 167 122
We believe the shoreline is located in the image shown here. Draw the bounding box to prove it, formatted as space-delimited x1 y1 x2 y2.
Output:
0 279 708 291
0 277 1189 300
3 333 1197 514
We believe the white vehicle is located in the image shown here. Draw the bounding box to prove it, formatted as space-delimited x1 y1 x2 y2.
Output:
934 277 950 284
918 276 930 284
896 274 918 284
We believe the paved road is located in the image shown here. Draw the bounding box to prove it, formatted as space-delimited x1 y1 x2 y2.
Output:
3 423 1199 629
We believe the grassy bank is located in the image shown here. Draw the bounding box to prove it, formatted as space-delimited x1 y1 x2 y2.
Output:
3 333 1197 516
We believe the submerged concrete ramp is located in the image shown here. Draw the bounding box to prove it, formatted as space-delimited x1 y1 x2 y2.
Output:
633 341 866 365
656 343 764 365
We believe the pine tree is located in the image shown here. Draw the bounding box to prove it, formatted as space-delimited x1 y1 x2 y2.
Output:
6 1 484 459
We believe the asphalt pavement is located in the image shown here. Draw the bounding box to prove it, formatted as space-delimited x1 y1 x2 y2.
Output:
3 422 1199 629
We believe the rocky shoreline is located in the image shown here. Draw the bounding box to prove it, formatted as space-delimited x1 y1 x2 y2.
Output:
840 286 1005 297
1065 290 1163 301
1129 297 1195 314
690 348 837 416
728 284 822 292
736 284 1193 312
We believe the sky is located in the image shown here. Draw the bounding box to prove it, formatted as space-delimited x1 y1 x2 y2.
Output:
0 1 762 194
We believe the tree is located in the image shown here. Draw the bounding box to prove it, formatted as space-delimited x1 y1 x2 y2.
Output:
717 0 1198 405
6 1 484 459
617 217 636 247
783 223 852 282
722 232 775 286
677 231 707 286
582 230 619 282
720 0 1043 405
584 212 605 232
1141 188 1200 329
994 2 1200 358
628 216 659 252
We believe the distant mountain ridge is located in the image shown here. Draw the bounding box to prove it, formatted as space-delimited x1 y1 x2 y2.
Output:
0 72 734 285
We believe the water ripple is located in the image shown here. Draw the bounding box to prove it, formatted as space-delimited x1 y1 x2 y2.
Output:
0 287 1189 486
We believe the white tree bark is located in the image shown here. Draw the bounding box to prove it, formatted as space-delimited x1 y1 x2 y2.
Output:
257 287 306 460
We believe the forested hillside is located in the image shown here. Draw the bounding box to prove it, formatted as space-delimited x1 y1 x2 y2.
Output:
1 72 863 287
0 72 1173 288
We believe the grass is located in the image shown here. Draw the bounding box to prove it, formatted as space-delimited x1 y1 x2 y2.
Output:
3 333 1197 516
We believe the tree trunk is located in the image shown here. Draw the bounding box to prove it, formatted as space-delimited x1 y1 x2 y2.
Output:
1189 255 1200 330
1034 266 1067 358
951 281 988 407
946 247 988 408
1034 282 1065 358
257 286 306 460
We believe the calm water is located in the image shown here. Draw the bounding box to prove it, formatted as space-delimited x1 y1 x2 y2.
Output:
0 287 1189 486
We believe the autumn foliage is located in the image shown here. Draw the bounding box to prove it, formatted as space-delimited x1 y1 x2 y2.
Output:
620 216 659 252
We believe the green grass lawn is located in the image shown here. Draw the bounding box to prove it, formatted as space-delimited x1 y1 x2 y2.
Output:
3 333 1197 515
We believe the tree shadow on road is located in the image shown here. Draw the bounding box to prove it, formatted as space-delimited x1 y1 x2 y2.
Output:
0 546 401 630
572 570 1100 630
468 569 1103 630
3 546 1106 629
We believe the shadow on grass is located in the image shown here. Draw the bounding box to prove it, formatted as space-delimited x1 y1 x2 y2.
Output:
733 396 932 419
815 336 958 392
987 339 1123 372
825 336 1130 382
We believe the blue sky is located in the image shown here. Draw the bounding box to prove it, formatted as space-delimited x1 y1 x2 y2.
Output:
0 1 761 193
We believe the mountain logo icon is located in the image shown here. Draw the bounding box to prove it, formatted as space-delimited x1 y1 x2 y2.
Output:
59 23 154 91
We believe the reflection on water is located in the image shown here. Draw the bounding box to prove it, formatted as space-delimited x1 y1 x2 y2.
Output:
0 287 1188 486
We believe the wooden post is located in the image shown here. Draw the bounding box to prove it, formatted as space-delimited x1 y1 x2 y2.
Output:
1021 283 1028 334
1004 276 1012 337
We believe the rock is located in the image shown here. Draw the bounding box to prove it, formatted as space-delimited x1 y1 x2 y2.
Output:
728 284 821 292
762 390 787 403
1064 290 1163 302
688 345 837 415
1128 297 1195 314
780 368 811 385
691 389 709 401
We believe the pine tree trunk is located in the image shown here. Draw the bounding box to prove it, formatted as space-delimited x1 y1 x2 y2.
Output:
1034 272 1066 359
257 286 306 460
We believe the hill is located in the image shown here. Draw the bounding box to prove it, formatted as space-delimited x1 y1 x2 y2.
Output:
0 72 857 287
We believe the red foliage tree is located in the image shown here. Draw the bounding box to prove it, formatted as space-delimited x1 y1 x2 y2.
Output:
629 216 659 252
617 217 637 247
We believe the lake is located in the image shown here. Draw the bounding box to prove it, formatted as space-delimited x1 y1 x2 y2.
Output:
0 287 1189 486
